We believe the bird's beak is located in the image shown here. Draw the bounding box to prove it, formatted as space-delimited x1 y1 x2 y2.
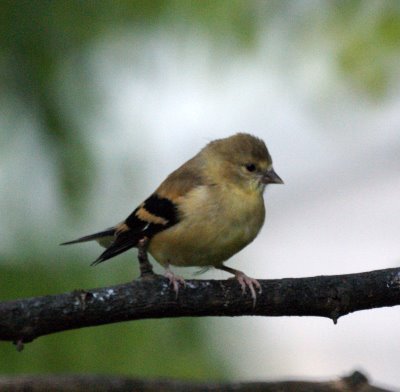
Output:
262 168 284 184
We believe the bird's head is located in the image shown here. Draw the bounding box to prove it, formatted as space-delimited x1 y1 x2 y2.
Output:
203 133 283 193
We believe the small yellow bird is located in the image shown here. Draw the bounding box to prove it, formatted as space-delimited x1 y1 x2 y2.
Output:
62 133 283 300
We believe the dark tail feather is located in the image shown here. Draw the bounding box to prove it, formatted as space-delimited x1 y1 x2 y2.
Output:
60 228 115 245
91 234 138 266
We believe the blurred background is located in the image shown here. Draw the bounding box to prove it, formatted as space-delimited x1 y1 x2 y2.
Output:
1 0 399 389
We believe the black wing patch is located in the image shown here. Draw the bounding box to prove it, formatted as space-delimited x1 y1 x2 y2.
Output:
140 194 179 225
92 194 179 265
126 194 179 235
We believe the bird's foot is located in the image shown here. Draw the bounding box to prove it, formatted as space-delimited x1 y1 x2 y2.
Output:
164 268 186 298
232 271 262 307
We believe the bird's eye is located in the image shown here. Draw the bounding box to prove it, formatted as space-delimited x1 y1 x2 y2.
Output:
245 163 256 172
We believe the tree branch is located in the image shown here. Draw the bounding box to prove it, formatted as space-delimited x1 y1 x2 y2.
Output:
1 267 400 347
0 371 392 392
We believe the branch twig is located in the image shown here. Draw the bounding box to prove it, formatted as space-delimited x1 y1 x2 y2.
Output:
1 267 400 346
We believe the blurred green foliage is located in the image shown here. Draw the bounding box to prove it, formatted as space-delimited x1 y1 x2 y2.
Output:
1 0 400 380
334 2 400 95
1 1 399 213
0 0 267 214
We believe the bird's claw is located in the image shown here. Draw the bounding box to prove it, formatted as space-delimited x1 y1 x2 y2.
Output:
164 269 186 298
233 272 262 307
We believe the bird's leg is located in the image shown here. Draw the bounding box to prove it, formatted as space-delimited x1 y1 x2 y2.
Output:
137 237 155 277
164 262 186 298
216 265 262 307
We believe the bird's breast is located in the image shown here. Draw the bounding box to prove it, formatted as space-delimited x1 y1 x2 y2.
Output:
148 185 266 267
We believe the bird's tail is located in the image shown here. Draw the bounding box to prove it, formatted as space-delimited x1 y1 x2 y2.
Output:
91 231 140 265
60 228 116 246
61 226 139 266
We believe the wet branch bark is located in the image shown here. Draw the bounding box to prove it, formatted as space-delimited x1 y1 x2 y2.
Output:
1 267 400 347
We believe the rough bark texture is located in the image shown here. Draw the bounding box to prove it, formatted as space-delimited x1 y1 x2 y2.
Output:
1 268 400 346
0 371 392 392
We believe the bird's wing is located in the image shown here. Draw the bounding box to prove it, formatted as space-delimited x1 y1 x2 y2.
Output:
155 155 205 200
92 194 178 265
93 157 205 265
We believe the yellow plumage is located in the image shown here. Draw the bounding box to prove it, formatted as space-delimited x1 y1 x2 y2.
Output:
150 183 265 268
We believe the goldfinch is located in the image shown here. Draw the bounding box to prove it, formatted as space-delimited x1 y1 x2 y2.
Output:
62 133 283 300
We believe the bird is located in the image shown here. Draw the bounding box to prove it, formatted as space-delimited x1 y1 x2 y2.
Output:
61 133 283 301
